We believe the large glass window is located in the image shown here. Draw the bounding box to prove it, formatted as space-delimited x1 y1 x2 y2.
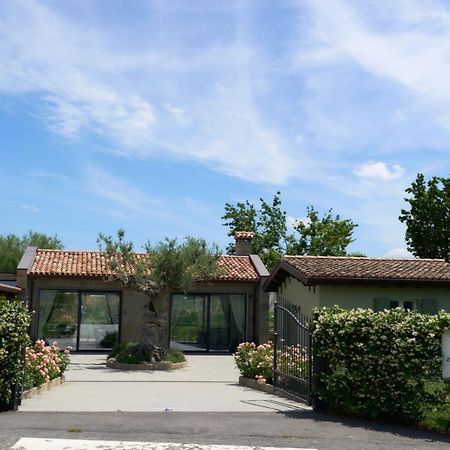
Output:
38 290 120 351
170 293 246 352
79 293 120 350
38 290 78 350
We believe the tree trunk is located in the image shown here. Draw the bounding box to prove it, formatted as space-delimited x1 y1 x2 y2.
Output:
139 290 169 348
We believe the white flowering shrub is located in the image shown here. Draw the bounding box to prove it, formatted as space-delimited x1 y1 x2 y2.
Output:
312 306 450 423
0 296 31 408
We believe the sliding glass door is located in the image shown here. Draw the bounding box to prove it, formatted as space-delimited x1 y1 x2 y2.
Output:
37 290 120 351
37 290 78 350
170 295 208 351
170 293 246 352
78 293 120 350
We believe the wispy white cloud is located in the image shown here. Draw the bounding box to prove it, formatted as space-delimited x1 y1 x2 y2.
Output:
354 161 405 180
300 0 450 129
83 166 166 214
0 0 296 184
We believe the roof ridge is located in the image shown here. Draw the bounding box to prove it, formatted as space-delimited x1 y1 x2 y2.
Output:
37 249 252 259
284 255 446 262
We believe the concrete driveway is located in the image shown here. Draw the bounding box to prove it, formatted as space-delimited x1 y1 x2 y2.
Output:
19 354 310 413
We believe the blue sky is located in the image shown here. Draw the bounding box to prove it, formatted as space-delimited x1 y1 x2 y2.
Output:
1 0 449 257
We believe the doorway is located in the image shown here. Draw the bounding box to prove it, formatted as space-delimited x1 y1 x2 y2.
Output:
169 293 246 352
37 289 121 351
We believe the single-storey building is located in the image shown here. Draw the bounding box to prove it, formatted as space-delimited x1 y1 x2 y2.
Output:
264 255 450 316
16 233 269 353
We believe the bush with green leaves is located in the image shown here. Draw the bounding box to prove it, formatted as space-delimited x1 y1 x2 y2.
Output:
108 342 185 365
0 296 31 407
312 306 450 423
234 341 273 384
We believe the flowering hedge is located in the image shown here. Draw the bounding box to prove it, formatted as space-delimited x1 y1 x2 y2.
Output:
312 306 450 423
0 296 31 409
24 340 71 390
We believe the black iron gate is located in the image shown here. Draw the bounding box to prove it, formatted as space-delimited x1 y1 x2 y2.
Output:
273 295 312 404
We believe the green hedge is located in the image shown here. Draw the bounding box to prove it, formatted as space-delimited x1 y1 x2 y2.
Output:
312 306 450 423
0 296 31 408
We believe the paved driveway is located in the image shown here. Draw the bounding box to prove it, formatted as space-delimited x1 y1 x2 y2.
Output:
19 354 309 413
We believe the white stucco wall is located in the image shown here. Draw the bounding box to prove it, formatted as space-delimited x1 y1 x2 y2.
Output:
278 276 319 317
277 279 450 316
319 285 450 312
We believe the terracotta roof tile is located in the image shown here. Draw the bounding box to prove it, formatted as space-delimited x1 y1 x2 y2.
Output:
215 255 259 281
234 231 255 240
30 249 259 282
283 256 450 283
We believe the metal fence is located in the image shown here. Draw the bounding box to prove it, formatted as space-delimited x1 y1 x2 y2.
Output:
273 295 312 404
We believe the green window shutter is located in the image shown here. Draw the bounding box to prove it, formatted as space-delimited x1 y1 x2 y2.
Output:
418 299 438 315
373 298 391 312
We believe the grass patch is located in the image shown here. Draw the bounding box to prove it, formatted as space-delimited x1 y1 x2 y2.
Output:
108 343 185 365
421 409 450 433
67 428 82 433
419 381 450 433
162 349 185 364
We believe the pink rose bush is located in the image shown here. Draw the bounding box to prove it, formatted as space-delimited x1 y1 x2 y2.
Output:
24 340 71 389
234 341 309 385
234 341 273 384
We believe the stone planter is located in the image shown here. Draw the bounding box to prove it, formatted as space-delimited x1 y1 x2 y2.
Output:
22 376 65 400
106 360 187 371
239 376 275 394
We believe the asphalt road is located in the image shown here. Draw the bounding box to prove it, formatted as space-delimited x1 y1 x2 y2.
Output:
1 411 450 450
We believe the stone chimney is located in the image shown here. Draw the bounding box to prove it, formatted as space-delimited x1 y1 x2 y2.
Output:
234 231 254 256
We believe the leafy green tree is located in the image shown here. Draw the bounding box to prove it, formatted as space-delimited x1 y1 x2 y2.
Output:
222 192 291 269
223 193 359 268
0 231 63 273
289 206 357 256
399 173 450 261
97 229 223 347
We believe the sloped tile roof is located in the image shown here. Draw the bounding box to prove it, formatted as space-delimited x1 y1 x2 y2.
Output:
265 255 450 290
284 256 450 281
30 250 259 282
215 255 259 281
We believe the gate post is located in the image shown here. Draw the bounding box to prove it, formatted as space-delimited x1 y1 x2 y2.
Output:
273 296 278 391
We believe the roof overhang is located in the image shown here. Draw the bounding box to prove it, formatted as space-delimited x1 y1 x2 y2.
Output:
264 260 310 291
0 283 22 294
264 260 450 292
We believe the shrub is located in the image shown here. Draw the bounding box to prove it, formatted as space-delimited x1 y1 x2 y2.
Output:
100 331 118 349
108 342 168 364
0 296 31 408
277 344 310 380
109 342 146 364
312 306 450 423
162 349 185 364
234 341 273 384
24 340 71 390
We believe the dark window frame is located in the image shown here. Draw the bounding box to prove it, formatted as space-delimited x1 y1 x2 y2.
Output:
169 292 247 352
37 288 122 352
